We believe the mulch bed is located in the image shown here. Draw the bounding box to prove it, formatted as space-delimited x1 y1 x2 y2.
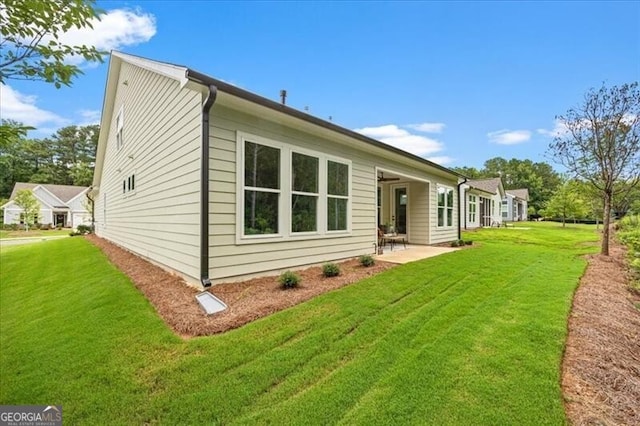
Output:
85 235 395 337
562 238 640 426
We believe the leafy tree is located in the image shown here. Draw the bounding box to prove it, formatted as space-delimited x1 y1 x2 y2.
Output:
0 122 99 198
13 189 39 231
455 157 562 214
611 180 640 217
0 120 34 197
0 0 106 88
544 179 588 227
483 157 561 213
549 82 640 255
451 166 484 179
48 124 99 185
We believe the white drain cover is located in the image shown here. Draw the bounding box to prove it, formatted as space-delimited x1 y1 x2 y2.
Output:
195 292 227 315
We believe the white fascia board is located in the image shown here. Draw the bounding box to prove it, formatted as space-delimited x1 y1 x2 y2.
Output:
111 51 189 88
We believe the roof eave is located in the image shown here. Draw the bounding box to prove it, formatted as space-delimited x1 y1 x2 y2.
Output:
185 68 462 179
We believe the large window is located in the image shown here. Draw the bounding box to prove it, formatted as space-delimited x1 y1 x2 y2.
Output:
291 152 319 233
238 133 351 242
437 186 454 227
468 194 477 223
327 160 349 231
244 141 280 235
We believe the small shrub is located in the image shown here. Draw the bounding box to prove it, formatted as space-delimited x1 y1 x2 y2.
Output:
322 263 340 277
279 271 300 289
76 224 92 235
359 254 375 267
464 240 473 246
450 239 465 247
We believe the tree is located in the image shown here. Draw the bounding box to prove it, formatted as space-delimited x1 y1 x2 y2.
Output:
0 0 106 88
0 120 34 197
454 157 562 214
0 123 99 198
549 82 640 255
611 180 640 217
544 179 588 227
451 166 484 179
13 189 39 231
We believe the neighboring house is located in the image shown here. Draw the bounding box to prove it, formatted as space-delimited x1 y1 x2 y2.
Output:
459 178 505 229
2 183 90 228
502 189 529 222
91 51 462 287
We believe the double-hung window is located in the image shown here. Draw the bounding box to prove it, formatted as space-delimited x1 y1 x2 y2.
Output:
243 141 280 235
291 152 319 233
327 160 349 231
437 186 454 227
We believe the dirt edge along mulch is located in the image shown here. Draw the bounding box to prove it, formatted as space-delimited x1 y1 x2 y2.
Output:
562 238 640 426
85 235 396 338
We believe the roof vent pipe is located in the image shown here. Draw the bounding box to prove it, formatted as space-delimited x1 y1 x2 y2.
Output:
280 89 287 105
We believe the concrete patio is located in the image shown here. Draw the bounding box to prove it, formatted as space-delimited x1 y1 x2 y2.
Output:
376 244 460 264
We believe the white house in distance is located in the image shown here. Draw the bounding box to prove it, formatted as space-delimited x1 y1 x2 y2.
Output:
91 51 463 287
459 178 505 229
2 182 90 228
503 189 529 222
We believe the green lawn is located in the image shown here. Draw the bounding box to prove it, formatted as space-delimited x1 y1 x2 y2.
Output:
0 228 71 239
0 222 599 425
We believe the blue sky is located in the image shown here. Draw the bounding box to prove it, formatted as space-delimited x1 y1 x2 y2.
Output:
2 1 638 169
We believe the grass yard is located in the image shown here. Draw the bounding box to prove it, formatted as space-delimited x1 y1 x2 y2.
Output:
0 222 599 424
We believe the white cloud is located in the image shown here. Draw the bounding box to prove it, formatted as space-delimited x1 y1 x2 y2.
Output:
0 84 68 127
51 8 156 64
487 129 532 145
408 122 446 133
354 124 444 156
77 109 101 125
426 156 455 165
537 120 570 138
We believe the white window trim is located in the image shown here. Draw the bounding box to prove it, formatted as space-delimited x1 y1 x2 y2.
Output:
116 106 124 151
326 157 352 235
290 149 320 236
468 194 477 223
122 171 137 198
236 131 352 245
437 184 455 228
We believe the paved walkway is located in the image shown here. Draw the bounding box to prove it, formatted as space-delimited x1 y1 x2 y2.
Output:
377 245 459 264
0 235 69 248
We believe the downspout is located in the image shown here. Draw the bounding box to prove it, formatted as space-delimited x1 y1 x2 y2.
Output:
200 85 218 288
457 177 468 241
86 187 95 232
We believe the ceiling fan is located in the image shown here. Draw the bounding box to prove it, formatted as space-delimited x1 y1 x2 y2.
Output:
378 172 400 182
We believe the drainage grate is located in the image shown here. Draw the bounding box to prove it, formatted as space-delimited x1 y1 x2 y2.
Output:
195 292 227 315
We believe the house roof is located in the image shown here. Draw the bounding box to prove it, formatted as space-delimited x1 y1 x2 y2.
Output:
9 183 88 203
94 51 462 189
466 178 504 196
507 188 529 201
